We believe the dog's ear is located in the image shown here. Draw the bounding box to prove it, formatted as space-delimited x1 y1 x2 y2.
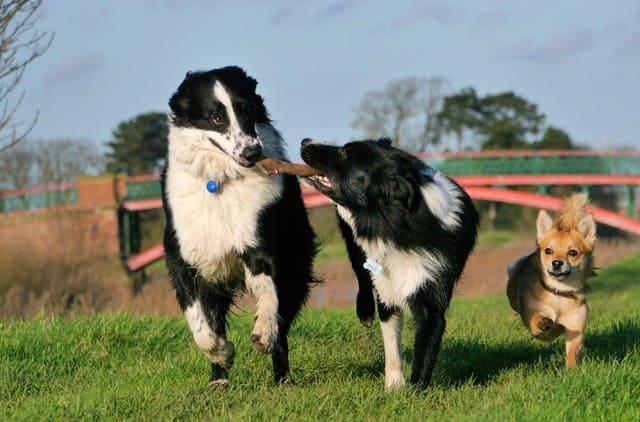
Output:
536 210 554 242
229 67 269 122
169 72 193 118
578 213 596 247
252 91 269 123
376 175 417 210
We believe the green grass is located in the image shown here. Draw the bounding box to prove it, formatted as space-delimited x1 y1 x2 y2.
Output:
477 229 523 246
3 256 640 420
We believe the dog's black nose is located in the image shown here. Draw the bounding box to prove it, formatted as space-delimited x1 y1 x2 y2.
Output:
552 260 563 269
240 144 263 163
301 138 314 147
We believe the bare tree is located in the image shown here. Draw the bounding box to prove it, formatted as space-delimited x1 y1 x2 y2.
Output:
418 76 451 150
0 0 53 152
34 139 103 186
0 139 34 187
0 139 103 191
351 76 450 151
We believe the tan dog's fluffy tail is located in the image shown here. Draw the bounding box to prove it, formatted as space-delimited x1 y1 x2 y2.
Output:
557 193 589 231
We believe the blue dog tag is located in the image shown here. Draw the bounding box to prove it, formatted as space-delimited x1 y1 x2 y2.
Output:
363 258 383 276
206 180 220 193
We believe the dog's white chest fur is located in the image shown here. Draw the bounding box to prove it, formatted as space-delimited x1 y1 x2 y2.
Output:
166 124 284 281
337 206 446 308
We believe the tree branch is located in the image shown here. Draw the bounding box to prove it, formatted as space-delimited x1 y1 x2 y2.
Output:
0 0 52 151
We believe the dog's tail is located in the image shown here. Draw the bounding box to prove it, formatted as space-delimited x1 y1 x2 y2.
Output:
556 193 589 231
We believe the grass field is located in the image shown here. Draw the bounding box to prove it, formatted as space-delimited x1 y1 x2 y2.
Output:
2 254 640 420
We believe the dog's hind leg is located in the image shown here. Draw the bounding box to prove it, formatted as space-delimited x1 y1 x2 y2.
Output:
270 276 309 384
271 326 291 384
410 298 446 390
378 301 404 390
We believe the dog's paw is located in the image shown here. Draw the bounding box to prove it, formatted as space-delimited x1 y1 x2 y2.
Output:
359 316 374 328
385 370 406 391
251 316 278 354
208 378 230 389
538 317 554 332
275 373 295 386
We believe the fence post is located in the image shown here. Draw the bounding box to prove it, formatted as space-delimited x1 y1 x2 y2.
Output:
581 185 590 197
626 185 635 217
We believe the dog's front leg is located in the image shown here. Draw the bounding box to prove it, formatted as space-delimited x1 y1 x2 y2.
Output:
525 308 556 336
185 287 235 387
565 330 584 368
244 266 279 355
337 212 375 327
167 249 235 387
561 304 587 368
378 301 404 390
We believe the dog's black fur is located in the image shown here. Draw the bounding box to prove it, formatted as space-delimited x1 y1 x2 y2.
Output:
162 67 317 385
301 138 478 389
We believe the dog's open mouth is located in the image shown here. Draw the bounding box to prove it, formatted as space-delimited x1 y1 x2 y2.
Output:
548 270 571 279
306 174 332 191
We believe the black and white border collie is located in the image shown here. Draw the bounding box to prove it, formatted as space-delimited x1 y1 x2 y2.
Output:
301 138 478 390
162 66 317 386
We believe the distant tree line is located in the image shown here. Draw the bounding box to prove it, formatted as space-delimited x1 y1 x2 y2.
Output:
0 139 102 191
352 77 576 152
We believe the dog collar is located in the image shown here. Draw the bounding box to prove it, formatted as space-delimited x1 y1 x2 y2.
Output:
206 180 220 193
363 258 383 276
539 278 588 300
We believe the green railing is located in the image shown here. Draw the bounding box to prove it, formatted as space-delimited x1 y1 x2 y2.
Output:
124 176 162 200
0 184 77 213
425 155 640 176
115 154 640 203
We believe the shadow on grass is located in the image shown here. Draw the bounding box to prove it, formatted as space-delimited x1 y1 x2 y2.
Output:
305 317 640 389
435 317 640 388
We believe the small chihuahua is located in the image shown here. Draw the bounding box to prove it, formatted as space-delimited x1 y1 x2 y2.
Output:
507 194 596 368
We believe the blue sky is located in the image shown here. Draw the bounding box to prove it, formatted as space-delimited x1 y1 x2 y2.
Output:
13 0 640 158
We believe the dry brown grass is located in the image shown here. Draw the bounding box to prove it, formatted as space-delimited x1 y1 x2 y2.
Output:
0 211 129 318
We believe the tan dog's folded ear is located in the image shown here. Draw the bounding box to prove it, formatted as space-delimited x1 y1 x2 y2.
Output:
537 210 554 242
578 214 597 248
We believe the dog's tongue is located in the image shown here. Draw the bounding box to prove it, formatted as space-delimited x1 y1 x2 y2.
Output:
258 157 322 177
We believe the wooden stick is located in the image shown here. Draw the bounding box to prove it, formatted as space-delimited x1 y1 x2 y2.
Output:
258 157 322 177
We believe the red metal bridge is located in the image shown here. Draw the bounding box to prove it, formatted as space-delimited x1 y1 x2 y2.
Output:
2 149 639 273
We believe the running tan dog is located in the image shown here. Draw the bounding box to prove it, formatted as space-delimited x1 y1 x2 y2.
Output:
507 194 597 368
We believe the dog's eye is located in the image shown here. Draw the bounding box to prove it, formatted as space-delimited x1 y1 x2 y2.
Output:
568 249 578 257
211 114 224 126
544 248 553 255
